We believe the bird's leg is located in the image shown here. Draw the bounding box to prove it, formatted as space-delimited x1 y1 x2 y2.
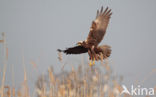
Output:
92 57 95 65
89 61 92 66
88 49 93 60
92 53 98 65
91 46 97 65
88 49 93 66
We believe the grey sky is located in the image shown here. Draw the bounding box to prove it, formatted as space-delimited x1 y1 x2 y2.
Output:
0 0 156 91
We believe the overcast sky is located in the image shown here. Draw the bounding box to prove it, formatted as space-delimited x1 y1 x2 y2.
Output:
0 0 156 92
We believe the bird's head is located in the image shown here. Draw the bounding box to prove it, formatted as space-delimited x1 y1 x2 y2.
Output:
76 41 84 46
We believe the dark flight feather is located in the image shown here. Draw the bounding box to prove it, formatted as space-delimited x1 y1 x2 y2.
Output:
57 46 88 54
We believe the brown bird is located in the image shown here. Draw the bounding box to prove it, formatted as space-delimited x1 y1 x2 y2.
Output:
58 45 111 66
58 6 112 66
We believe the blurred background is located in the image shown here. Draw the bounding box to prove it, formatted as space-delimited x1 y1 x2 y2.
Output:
0 0 156 94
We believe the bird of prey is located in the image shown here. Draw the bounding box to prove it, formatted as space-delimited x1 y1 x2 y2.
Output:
58 44 111 66
58 6 112 66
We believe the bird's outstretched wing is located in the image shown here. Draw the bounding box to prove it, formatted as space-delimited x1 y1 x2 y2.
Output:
87 7 112 46
58 46 88 54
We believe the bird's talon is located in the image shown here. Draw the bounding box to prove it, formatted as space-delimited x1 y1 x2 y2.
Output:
89 60 93 66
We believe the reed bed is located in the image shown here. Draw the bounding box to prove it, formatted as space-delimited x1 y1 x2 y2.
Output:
1 62 124 97
0 32 155 97
35 61 124 97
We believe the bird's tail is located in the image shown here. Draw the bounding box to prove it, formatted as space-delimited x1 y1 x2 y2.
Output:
96 45 111 60
101 45 111 58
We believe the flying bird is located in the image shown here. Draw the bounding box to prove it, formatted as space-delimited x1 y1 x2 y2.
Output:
58 44 111 65
58 6 112 66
